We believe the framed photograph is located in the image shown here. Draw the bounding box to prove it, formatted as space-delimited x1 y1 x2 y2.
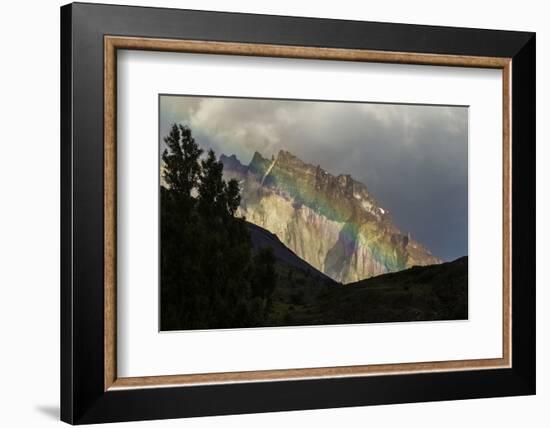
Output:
60 2 535 424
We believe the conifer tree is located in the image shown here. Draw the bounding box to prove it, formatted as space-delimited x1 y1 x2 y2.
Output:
161 124 202 198
160 124 277 330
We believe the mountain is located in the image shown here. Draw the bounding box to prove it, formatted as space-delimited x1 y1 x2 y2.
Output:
266 256 468 327
237 220 466 326
221 150 441 284
246 220 340 326
245 221 467 325
246 221 335 283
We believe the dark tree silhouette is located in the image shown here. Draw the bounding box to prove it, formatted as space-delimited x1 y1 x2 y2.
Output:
225 179 241 216
252 248 277 299
162 124 202 198
160 124 277 330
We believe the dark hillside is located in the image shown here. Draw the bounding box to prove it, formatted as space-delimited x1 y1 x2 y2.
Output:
263 255 468 327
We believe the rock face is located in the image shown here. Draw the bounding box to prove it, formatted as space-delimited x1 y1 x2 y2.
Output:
220 150 441 284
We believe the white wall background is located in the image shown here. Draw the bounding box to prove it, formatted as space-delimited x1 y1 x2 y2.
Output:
0 0 546 426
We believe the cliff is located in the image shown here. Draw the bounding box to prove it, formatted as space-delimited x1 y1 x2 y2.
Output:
220 150 441 283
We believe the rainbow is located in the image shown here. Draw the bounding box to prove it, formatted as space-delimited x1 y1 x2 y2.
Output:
245 151 412 278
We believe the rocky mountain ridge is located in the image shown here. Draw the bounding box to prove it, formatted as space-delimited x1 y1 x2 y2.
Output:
221 149 441 283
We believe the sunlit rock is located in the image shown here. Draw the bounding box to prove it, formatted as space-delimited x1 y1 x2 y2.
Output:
221 150 441 284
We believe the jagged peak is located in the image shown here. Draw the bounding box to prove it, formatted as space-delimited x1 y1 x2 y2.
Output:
220 153 246 169
277 149 295 159
247 150 271 176
273 150 375 200
250 151 267 163
234 148 385 216
220 153 243 166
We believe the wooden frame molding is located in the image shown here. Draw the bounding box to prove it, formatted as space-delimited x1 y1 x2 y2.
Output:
104 35 513 391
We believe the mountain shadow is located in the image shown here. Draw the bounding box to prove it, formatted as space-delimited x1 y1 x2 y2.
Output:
247 221 334 283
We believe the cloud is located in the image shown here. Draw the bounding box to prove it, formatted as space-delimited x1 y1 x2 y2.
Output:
160 95 468 261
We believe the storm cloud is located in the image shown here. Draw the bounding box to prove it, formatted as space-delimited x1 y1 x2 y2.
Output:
160 95 468 262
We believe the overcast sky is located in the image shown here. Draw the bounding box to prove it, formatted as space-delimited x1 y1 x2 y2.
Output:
160 95 468 261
